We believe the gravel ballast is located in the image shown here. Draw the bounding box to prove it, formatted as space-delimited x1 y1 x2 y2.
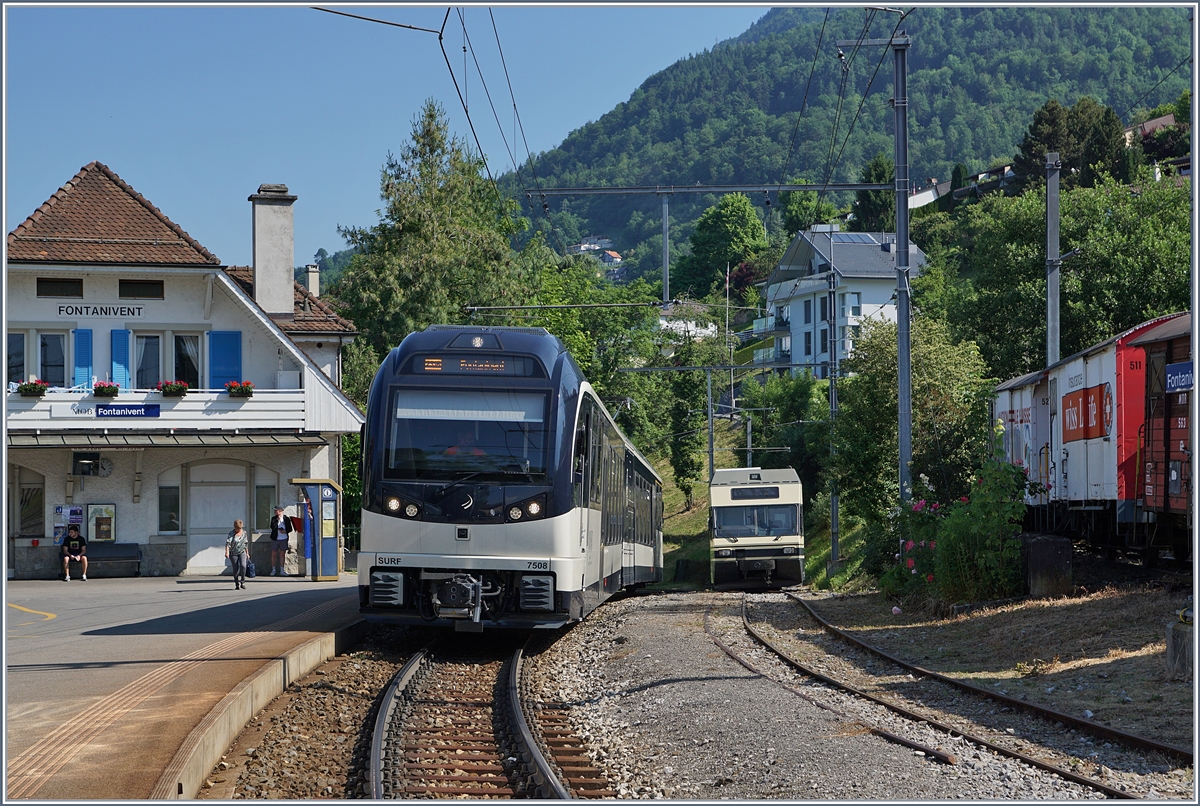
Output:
199 593 1193 799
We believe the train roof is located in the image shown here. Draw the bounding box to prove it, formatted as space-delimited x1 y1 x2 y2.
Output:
1128 311 1192 347
711 467 800 486
995 312 1188 392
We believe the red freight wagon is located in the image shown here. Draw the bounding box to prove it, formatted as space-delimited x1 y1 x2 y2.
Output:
1129 312 1192 562
995 312 1188 563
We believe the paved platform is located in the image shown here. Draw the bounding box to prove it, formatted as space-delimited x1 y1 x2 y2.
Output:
5 573 368 800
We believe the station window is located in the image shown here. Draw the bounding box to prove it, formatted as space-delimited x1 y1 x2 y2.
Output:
174 334 201 388
40 333 67 387
819 295 829 324
254 466 279 531
134 334 161 388
119 279 165 299
36 278 83 298
803 299 812 325
13 467 46 537
804 331 812 357
819 328 828 355
8 333 25 384
158 467 182 533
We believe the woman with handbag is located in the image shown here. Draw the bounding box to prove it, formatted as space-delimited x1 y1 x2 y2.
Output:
225 519 250 590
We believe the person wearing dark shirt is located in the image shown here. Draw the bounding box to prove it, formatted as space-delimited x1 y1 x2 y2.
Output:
62 524 87 581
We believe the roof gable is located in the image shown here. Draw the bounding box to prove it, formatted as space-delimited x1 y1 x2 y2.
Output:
7 161 219 265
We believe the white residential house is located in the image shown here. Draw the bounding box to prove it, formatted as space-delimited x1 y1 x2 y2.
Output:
5 162 364 579
756 226 926 378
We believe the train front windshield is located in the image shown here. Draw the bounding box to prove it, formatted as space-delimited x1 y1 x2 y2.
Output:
714 505 798 537
385 388 550 480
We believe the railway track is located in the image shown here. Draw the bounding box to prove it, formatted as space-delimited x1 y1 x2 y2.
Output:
706 592 1191 800
369 634 612 799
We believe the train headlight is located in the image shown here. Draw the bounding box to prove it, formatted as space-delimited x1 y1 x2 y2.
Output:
385 497 402 513
716 549 733 557
782 547 796 555
507 494 547 522
404 503 420 519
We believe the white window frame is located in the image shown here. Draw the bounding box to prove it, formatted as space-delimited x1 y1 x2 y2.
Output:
38 331 69 388
133 331 164 390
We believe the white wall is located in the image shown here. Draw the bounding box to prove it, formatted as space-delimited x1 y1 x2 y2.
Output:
7 269 305 390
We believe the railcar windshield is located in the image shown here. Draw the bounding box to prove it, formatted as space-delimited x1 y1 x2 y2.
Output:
713 505 798 537
384 388 550 480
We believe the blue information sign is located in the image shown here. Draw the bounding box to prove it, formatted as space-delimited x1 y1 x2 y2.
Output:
1165 361 1193 393
96 403 161 418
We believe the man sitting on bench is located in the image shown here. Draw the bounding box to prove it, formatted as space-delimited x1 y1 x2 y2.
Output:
62 524 88 582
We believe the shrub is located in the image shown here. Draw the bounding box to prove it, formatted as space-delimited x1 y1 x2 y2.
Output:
933 456 1027 603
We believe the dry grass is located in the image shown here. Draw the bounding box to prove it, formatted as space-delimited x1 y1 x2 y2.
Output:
808 586 1194 749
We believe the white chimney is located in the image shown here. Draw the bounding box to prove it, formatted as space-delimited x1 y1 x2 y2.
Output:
249 183 297 315
305 263 320 298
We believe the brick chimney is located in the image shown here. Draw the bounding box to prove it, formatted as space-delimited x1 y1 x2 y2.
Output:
249 183 297 316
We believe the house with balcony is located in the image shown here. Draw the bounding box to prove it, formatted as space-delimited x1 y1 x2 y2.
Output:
757 226 926 378
5 162 364 579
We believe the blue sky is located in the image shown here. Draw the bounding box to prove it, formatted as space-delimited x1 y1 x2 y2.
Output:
4 3 770 268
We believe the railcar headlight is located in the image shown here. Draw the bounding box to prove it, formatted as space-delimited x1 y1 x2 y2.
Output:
716 549 733 557
525 500 542 517
385 497 402 513
508 506 524 521
782 547 796 555
404 503 420 518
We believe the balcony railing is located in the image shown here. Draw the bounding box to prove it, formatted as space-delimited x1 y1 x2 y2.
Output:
6 387 309 431
773 318 791 332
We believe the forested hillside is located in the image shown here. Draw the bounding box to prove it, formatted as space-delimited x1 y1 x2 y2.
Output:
502 6 1190 280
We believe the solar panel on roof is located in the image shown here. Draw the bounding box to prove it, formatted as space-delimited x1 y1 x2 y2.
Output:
831 233 877 244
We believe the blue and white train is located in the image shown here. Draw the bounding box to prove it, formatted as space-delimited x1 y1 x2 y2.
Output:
357 325 663 631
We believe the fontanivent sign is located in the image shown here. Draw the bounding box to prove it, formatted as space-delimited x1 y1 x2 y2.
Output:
57 303 145 318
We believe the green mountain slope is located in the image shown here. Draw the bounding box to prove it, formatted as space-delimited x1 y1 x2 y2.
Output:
505 7 1190 279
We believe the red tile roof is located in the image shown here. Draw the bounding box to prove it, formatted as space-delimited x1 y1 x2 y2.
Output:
223 266 356 334
10 162 355 335
7 161 220 265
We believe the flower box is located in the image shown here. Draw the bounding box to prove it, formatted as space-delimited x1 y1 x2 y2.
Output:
157 380 190 397
93 382 120 398
17 380 49 397
225 381 255 398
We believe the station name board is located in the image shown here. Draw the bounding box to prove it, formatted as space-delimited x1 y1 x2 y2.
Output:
96 403 160 418
58 304 145 319
1165 361 1193 393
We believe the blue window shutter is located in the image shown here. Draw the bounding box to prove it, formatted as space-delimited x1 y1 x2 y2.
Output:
72 329 93 388
111 329 131 388
209 331 242 389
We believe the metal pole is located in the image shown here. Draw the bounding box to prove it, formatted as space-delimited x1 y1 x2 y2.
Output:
829 270 840 572
661 195 670 303
746 415 753 468
707 369 715 482
893 34 913 502
1046 151 1061 367
727 263 733 414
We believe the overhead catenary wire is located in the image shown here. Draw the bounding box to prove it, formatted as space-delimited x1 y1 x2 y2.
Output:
777 7 831 190
812 8 912 219
1117 52 1193 125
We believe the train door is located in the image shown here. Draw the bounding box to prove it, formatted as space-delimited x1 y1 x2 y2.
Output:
622 453 635 580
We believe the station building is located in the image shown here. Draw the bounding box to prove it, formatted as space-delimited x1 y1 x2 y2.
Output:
5 162 364 579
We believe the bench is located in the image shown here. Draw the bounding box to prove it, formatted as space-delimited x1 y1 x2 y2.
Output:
63 542 143 578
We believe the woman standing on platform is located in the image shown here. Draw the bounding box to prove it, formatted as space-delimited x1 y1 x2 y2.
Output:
226 519 250 590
